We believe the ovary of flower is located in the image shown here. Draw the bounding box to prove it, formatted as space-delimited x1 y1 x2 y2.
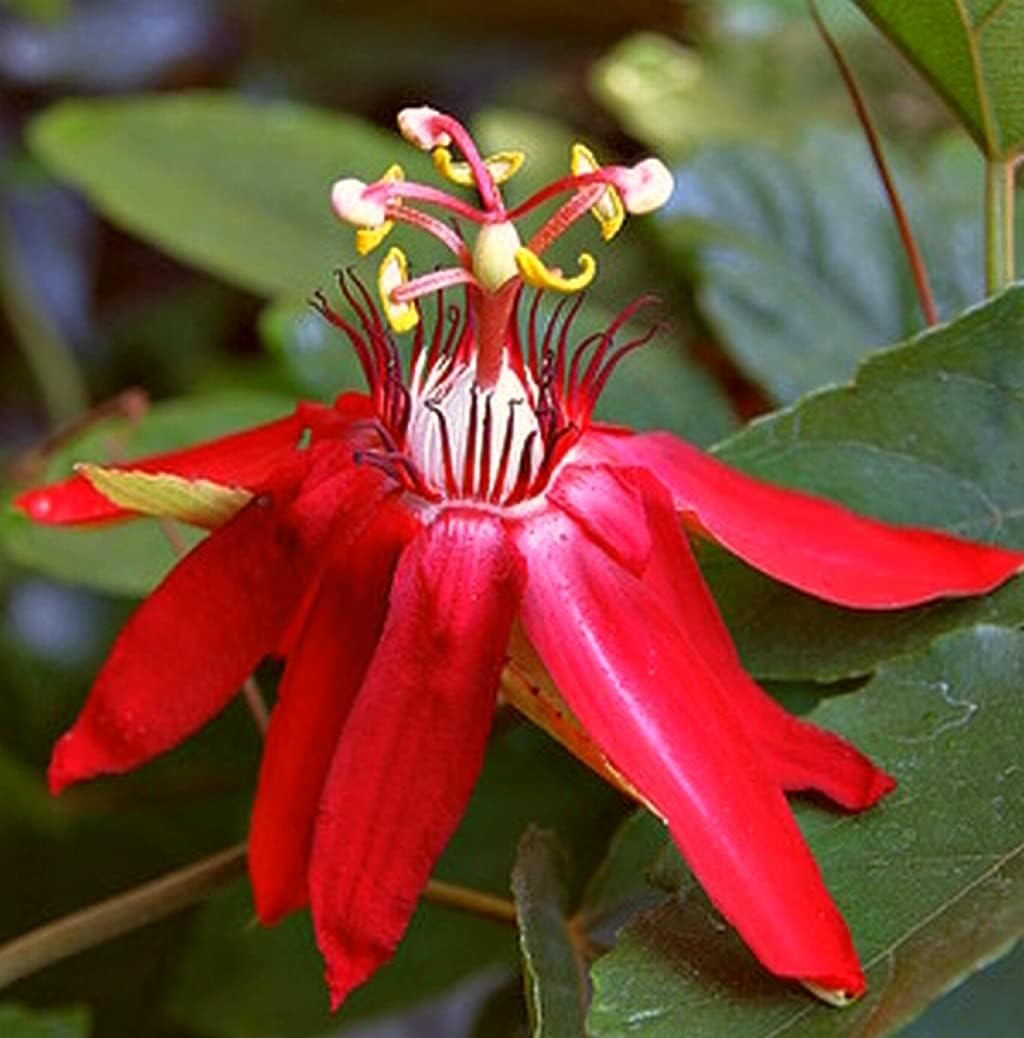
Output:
472 222 523 293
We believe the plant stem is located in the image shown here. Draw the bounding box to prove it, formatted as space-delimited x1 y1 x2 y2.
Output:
985 158 1016 293
0 845 517 991
0 209 89 425
0 844 248 991
809 0 939 327
422 878 518 926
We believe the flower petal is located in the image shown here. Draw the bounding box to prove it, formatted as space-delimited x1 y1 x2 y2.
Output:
309 511 523 1008
547 463 650 574
49 492 316 793
514 505 865 997
593 429 1024 607
16 403 343 527
249 498 419 924
47 450 377 794
639 472 895 810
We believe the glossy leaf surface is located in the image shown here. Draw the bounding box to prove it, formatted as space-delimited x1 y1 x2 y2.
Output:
512 827 588 1038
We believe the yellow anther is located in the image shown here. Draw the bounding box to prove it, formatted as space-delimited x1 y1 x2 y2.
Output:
336 164 404 253
377 246 419 333
514 248 596 293
432 147 525 187
571 142 625 241
356 222 392 255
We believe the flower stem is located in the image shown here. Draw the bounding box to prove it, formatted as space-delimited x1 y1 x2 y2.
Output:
808 0 939 326
0 846 517 991
0 844 247 992
0 209 89 425
422 878 518 926
985 158 1016 294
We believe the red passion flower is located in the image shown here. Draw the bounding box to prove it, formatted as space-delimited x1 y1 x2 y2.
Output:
16 106 1023 1009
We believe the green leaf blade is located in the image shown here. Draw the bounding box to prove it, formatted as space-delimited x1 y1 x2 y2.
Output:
28 93 433 298
853 1 1024 158
512 827 589 1038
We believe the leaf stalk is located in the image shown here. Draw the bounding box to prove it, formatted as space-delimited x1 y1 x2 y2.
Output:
985 158 1016 294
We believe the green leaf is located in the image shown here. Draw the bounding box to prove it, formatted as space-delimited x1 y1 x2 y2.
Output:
512 827 588 1038
3 391 292 596
657 129 935 404
28 93 435 299
588 623 1024 1038
0 1005 89 1038
579 810 670 929
704 285 1024 682
853 0 1024 159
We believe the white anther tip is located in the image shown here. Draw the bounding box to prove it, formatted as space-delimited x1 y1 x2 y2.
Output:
330 178 387 228
618 158 674 214
397 106 451 150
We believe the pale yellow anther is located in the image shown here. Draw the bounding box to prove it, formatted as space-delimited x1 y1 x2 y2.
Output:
514 247 596 293
377 246 419 333
356 223 393 255
571 142 625 241
432 147 525 187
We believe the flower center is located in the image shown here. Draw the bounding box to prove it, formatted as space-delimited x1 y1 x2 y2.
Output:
407 356 544 504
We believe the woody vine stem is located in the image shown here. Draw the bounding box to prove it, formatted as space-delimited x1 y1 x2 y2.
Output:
0 842 517 992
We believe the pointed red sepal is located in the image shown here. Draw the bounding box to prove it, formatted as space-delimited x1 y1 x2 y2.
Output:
589 429 1024 608
15 400 361 527
48 493 315 792
309 511 523 1009
48 448 374 794
249 497 419 924
638 472 896 810
514 504 865 996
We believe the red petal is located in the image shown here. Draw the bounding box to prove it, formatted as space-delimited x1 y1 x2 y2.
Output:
309 511 523 1009
47 455 368 793
547 463 650 573
15 400 365 526
589 429 1024 608
514 504 865 995
640 472 895 810
249 497 419 923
